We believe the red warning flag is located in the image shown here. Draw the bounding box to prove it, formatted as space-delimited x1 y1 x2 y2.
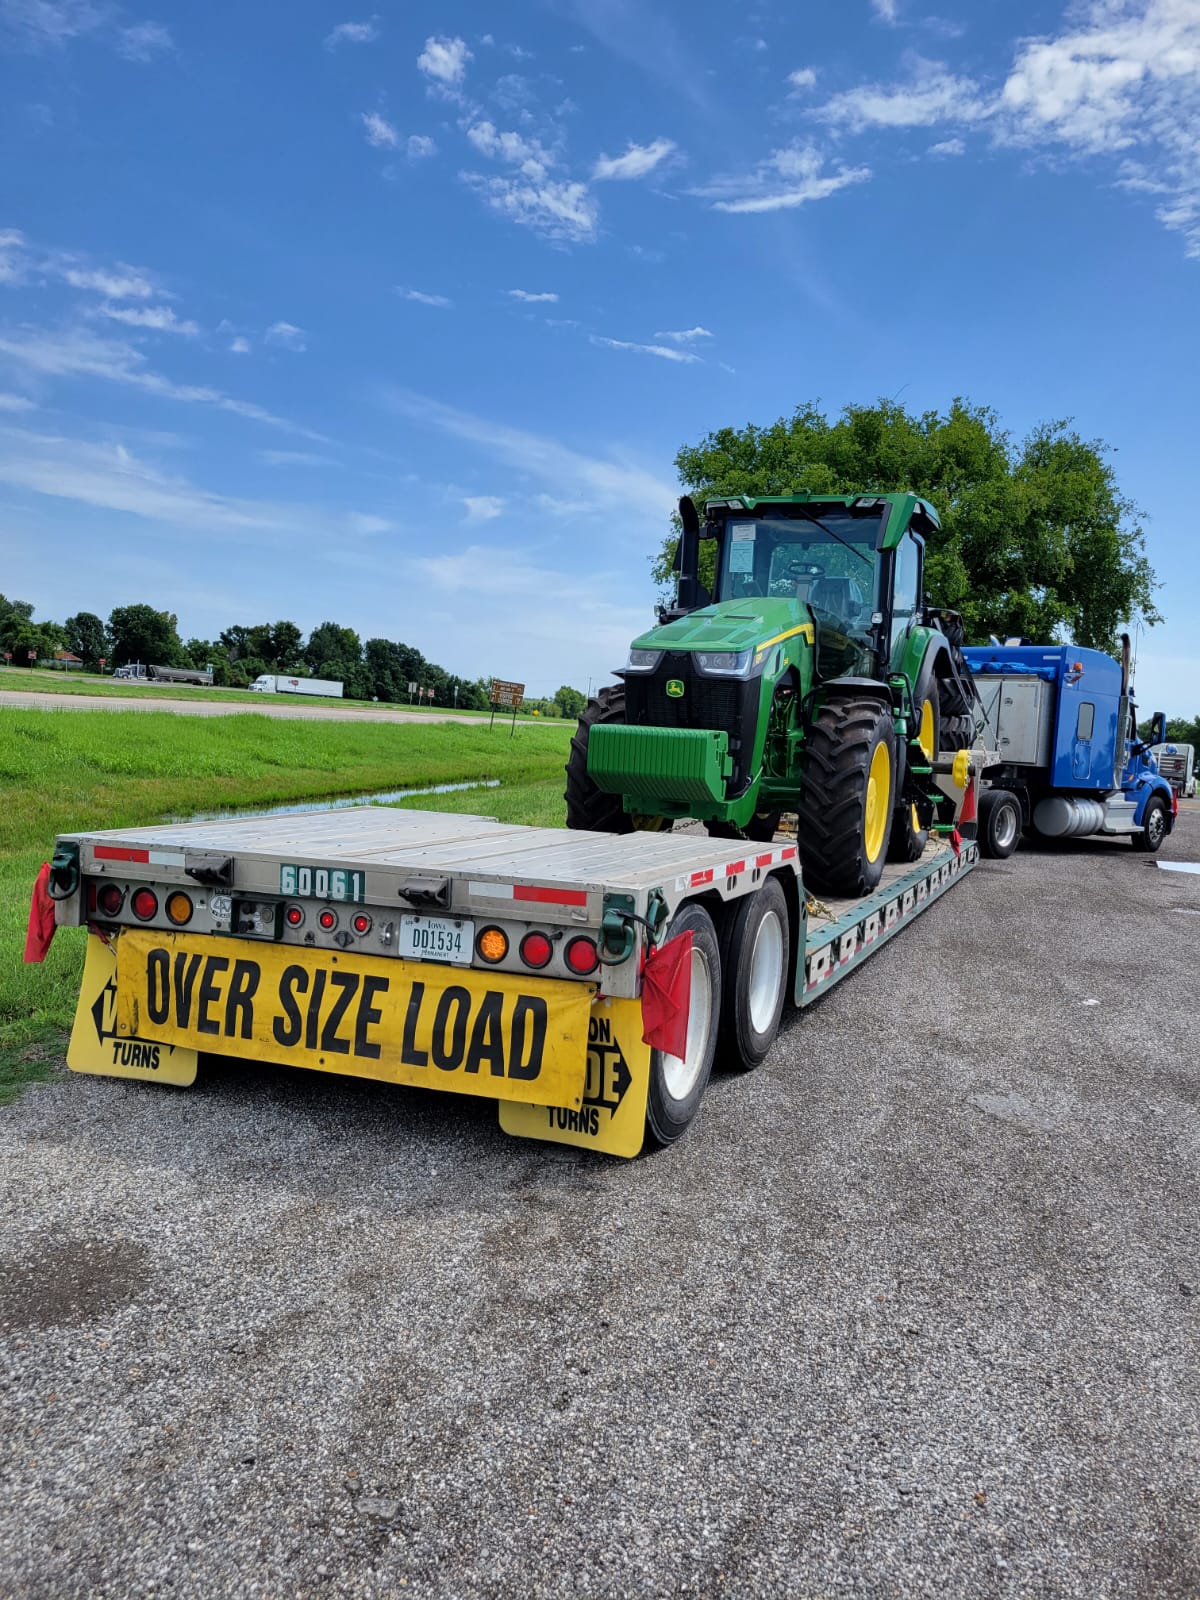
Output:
24 862 57 963
958 775 978 840
640 930 693 1060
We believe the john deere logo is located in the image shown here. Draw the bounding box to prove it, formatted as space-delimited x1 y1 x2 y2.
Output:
666 679 685 699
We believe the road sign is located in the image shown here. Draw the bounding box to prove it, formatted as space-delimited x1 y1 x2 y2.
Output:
490 679 524 709
98 657 106 668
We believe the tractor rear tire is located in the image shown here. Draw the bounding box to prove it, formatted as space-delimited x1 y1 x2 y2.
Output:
645 902 722 1147
564 687 672 835
940 712 975 750
888 674 941 864
797 697 896 898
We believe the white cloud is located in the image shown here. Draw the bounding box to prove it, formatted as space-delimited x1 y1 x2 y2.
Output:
265 320 307 351
385 388 677 520
396 286 452 307
787 67 817 91
325 18 378 49
0 0 104 48
417 34 471 85
654 326 712 343
928 136 966 157
463 494 505 522
0 392 35 411
589 335 701 364
259 450 335 467
59 262 159 298
815 60 991 130
695 140 872 214
346 511 392 535
229 336 250 354
0 324 314 433
462 173 599 243
407 134 436 159
508 288 559 302
466 120 553 178
92 303 199 335
592 137 677 181
116 20 173 61
360 110 399 148
872 0 898 20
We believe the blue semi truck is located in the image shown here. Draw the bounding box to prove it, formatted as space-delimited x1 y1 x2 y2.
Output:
963 635 1175 857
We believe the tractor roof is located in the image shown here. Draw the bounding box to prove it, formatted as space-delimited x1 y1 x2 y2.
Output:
702 492 940 551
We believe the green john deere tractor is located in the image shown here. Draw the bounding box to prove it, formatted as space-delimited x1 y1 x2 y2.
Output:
565 492 978 897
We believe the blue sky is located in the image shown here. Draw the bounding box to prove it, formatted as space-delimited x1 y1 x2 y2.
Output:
1 0 1197 713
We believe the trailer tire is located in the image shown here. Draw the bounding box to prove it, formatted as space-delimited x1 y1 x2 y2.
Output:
798 697 896 897
645 902 721 1147
1133 795 1169 853
564 686 670 835
718 878 790 1072
979 788 1021 858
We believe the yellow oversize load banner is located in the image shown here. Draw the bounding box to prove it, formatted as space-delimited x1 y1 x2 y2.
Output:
114 929 593 1109
68 933 198 1086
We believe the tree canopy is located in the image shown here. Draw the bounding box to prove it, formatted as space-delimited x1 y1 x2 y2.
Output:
655 399 1160 652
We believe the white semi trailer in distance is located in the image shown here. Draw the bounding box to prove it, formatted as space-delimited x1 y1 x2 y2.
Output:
250 675 344 698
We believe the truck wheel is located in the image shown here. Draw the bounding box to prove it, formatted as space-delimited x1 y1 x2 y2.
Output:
645 902 722 1146
888 684 940 863
979 788 1021 858
718 878 790 1071
797 697 895 898
564 686 670 834
1133 796 1169 853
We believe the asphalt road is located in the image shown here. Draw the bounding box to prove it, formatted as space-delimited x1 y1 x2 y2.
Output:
1 691 484 723
1 812 1198 1598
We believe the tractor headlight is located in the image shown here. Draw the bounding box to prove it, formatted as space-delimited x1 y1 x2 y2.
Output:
694 648 755 678
624 648 664 672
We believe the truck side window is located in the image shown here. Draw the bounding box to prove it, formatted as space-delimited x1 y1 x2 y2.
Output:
890 533 921 648
1076 702 1095 740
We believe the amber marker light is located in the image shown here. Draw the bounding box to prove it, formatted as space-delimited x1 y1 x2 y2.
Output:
476 926 509 964
165 892 194 926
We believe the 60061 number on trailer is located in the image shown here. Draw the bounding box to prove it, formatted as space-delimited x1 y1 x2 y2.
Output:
29 778 981 1157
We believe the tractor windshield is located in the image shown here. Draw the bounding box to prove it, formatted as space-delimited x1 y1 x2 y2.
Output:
713 512 883 631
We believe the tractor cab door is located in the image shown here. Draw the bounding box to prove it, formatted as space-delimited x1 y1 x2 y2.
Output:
888 531 924 659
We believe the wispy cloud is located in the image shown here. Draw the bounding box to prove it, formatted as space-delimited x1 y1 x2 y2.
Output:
508 288 559 303
360 110 399 148
928 136 966 157
385 388 676 520
0 0 106 49
92 303 199 335
694 140 871 214
654 325 711 343
463 494 505 522
259 449 336 468
396 286 452 308
592 137 677 181
229 336 250 355
0 392 35 411
466 120 553 176
462 173 599 243
815 59 990 130
325 18 378 49
590 335 700 364
59 262 159 298
407 134 436 159
417 33 471 86
116 20 173 61
0 325 316 434
871 0 898 21
787 67 817 92
265 321 306 351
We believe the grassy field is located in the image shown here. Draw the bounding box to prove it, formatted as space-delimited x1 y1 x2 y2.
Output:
0 665 514 715
0 708 571 1101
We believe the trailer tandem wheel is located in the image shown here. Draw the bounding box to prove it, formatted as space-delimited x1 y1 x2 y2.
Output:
718 877 790 1072
645 902 722 1147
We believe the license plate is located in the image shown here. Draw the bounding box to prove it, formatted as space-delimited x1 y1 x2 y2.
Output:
398 914 474 965
279 864 365 903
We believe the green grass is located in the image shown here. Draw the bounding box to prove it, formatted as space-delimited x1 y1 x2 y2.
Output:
0 708 571 1099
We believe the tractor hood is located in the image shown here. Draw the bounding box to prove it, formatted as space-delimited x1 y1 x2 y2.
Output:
633 598 806 655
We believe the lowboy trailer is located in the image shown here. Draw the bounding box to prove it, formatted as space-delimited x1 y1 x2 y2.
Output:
36 784 980 1157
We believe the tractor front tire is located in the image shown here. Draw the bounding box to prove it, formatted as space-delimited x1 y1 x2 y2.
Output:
565 686 633 834
797 697 896 898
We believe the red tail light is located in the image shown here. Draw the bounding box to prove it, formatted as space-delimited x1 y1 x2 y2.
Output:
285 905 304 927
565 936 599 976
96 883 125 917
130 888 158 921
318 909 337 931
352 912 371 935
520 931 553 969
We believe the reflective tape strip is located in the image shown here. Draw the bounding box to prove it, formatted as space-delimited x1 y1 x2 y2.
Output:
93 845 186 867
468 881 588 908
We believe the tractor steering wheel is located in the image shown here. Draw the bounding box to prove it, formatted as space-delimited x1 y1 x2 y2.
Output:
786 562 825 581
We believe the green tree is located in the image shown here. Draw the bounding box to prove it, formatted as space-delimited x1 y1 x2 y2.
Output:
63 611 108 667
554 685 587 720
108 604 184 667
657 399 1160 651
304 621 366 697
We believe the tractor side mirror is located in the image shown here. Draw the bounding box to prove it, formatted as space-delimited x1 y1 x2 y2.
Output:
1149 711 1167 748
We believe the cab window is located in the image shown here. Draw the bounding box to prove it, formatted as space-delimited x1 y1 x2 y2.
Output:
890 533 922 648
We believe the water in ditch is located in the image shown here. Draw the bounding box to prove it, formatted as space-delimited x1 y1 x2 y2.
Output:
172 778 501 825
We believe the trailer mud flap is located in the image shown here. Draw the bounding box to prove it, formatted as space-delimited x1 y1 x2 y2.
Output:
498 997 651 1159
68 932 198 1086
113 929 593 1109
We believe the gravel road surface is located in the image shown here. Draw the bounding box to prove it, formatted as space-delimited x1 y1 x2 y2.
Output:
1 691 483 724
2 811 1198 1598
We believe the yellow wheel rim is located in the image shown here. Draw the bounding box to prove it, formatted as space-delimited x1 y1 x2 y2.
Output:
864 740 892 863
912 698 936 834
631 813 670 832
